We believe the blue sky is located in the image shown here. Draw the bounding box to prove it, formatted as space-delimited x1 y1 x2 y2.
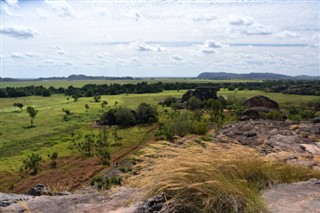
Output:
1 0 319 78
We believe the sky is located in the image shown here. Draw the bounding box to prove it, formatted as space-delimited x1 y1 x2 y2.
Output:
0 0 319 78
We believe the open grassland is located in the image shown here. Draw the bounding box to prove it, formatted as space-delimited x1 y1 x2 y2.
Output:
0 90 185 173
0 79 261 88
218 89 320 105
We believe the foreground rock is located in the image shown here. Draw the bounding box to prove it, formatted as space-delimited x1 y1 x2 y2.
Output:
0 187 143 213
26 183 71 196
0 193 31 207
263 179 320 213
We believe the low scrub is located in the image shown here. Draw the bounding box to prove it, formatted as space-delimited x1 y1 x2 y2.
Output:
130 143 320 213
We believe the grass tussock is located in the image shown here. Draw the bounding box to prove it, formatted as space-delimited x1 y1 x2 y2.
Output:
129 142 320 213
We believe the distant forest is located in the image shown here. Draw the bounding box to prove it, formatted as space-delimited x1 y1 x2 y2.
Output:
1 80 320 98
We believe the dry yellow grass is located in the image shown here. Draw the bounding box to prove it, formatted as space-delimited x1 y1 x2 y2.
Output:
128 141 320 213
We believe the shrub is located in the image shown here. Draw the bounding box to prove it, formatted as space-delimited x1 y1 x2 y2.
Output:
136 103 158 124
259 110 285 120
48 151 58 169
20 153 42 175
91 175 122 190
163 96 177 107
191 121 209 135
187 96 202 111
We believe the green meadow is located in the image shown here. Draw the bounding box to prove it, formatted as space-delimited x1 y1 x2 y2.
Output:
0 91 184 173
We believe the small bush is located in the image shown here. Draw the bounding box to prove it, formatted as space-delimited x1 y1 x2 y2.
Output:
20 153 42 175
191 121 209 135
91 175 122 190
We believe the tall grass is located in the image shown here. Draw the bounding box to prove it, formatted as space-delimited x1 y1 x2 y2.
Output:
129 142 320 213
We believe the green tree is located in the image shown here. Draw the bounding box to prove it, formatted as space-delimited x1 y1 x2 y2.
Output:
96 149 111 165
101 100 108 109
85 104 90 112
135 103 158 124
187 96 202 111
62 108 71 121
72 94 78 102
13 103 24 112
114 107 136 127
42 89 51 97
75 134 95 157
26 106 38 126
112 129 123 146
94 95 101 103
20 153 42 175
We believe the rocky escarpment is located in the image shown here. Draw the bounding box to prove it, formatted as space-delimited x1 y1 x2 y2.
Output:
216 120 320 169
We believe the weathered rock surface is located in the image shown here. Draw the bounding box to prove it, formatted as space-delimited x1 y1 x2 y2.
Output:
262 179 320 213
216 120 320 168
0 187 143 213
244 95 279 109
26 183 71 196
141 193 167 213
241 96 286 120
0 192 31 207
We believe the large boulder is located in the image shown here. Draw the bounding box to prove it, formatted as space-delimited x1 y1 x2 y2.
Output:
181 87 219 103
241 96 285 120
243 95 279 110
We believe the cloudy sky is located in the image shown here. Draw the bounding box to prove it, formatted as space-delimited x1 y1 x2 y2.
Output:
1 0 319 78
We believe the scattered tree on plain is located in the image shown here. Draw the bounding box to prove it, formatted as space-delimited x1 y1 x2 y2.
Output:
26 106 38 126
13 103 24 112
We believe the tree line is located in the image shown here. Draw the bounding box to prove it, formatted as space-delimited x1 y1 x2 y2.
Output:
1 80 319 98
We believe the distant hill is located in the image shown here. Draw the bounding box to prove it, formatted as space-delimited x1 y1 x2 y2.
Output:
1 75 134 82
197 72 320 80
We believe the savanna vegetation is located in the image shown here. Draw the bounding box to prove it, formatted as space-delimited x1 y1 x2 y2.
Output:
0 79 319 212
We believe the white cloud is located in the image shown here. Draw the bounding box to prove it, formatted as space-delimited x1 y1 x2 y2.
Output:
130 41 165 52
192 14 217 22
133 12 141 21
171 55 183 61
229 16 254 26
229 15 273 36
11 52 25 58
96 54 105 59
275 31 299 39
11 52 42 59
0 25 39 39
131 41 153 51
201 40 226 54
263 51 275 58
202 49 216 54
64 61 73 66
98 9 108 17
50 46 67 55
44 59 56 64
45 0 75 18
205 40 224 48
